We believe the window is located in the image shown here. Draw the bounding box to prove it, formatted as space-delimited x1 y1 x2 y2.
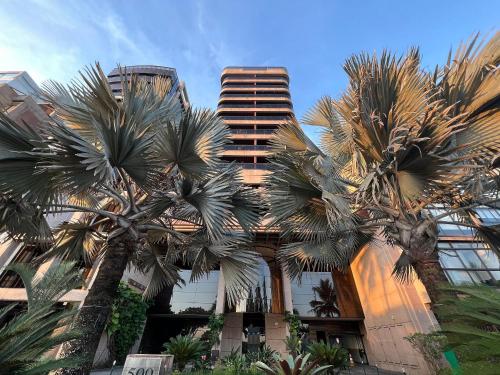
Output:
170 270 219 314
291 272 339 317
439 242 500 286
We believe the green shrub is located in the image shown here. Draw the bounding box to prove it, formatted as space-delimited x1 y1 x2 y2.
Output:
245 345 280 366
256 353 331 375
106 282 149 364
436 284 500 374
163 334 206 370
307 342 348 373
284 334 302 357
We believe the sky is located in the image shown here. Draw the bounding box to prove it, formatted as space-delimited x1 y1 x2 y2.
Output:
0 0 498 140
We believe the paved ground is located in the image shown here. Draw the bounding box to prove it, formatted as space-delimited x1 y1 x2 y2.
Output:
90 368 123 375
91 365 403 375
339 365 403 375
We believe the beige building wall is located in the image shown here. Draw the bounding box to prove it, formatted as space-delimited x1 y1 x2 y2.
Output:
350 238 438 374
220 313 244 357
265 313 288 357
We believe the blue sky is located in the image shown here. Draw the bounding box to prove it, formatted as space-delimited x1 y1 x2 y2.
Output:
1 0 498 140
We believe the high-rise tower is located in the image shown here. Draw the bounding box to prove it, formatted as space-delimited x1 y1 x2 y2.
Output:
217 67 293 184
107 65 190 111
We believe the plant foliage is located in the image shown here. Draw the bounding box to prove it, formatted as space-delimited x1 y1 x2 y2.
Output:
436 285 500 373
163 334 206 370
264 33 500 301
106 282 149 364
307 342 349 374
0 262 81 374
256 353 331 375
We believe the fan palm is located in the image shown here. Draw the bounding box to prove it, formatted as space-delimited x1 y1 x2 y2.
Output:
309 279 340 318
0 64 260 374
265 33 500 305
0 262 81 374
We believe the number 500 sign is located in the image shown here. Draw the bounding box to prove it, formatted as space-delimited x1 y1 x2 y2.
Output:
122 354 174 375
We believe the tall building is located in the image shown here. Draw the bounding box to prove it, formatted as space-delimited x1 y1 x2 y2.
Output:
217 67 292 184
107 65 190 111
212 67 369 359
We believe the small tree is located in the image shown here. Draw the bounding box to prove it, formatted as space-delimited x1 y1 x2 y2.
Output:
0 64 261 374
265 33 500 305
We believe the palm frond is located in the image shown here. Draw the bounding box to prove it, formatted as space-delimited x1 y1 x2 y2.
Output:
0 262 82 374
155 108 229 177
40 216 103 266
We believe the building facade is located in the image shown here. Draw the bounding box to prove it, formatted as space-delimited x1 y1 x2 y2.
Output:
0 67 498 374
107 65 190 111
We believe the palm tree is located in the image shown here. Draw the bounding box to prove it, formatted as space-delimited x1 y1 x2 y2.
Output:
0 262 81 374
309 279 340 318
265 33 499 305
0 64 261 374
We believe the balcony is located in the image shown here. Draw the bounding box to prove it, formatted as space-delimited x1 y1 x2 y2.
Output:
239 163 273 170
218 103 293 109
224 145 269 151
221 116 289 121
219 93 291 98
222 84 288 89
230 129 274 135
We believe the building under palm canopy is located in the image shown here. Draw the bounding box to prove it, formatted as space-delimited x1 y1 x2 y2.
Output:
0 65 498 375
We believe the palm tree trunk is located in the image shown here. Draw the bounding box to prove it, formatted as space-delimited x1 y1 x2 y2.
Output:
56 233 134 375
413 251 449 306
396 218 449 307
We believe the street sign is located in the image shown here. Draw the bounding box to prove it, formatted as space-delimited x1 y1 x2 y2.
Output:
122 354 174 375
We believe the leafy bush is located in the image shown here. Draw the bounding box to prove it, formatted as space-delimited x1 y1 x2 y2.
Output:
307 342 348 373
256 353 331 375
245 345 280 366
202 313 225 347
163 334 206 370
284 311 302 336
284 334 302 357
436 284 500 374
106 282 149 364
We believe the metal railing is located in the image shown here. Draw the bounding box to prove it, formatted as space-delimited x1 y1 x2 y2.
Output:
220 93 290 98
224 145 269 151
239 163 272 170
222 116 289 121
222 84 288 88
218 103 292 109
230 129 274 134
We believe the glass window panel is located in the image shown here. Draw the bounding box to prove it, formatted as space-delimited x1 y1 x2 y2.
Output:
456 251 483 269
469 270 495 284
476 249 500 269
439 250 464 268
489 271 500 280
291 272 339 317
170 270 219 314
446 270 474 285
437 242 451 249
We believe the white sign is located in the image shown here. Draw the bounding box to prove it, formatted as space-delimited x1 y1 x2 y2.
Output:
122 354 174 375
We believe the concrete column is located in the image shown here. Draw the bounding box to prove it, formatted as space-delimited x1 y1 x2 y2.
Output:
215 268 225 314
281 268 293 313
